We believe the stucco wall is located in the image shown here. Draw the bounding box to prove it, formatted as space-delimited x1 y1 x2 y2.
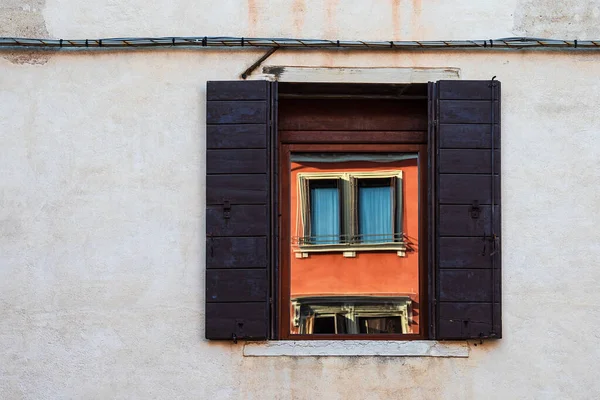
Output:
2 1 600 399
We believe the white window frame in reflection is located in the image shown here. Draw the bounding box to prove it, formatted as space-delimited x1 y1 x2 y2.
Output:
291 296 413 335
294 170 407 258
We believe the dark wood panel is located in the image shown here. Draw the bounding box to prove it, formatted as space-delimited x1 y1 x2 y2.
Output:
439 270 500 302
207 101 267 124
439 150 500 174
438 124 500 149
438 302 501 339
439 238 496 269
280 130 427 144
434 80 502 341
438 80 500 100
206 205 267 236
438 205 500 237
439 100 499 124
287 143 422 153
206 174 267 205
278 82 428 98
206 269 268 302
207 237 267 269
439 175 500 204
427 81 436 340
439 302 500 322
205 302 268 339
279 99 427 131
438 307 500 339
207 149 266 174
207 124 267 149
205 80 271 342
207 81 268 101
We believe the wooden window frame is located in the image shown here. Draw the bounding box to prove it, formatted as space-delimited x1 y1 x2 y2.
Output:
279 143 428 341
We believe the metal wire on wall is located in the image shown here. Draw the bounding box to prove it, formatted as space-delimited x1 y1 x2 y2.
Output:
0 36 599 50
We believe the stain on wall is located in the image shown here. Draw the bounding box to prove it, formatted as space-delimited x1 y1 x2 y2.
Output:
324 0 340 39
247 0 259 36
292 0 306 34
514 0 600 38
411 0 423 38
391 0 401 39
1 0 51 64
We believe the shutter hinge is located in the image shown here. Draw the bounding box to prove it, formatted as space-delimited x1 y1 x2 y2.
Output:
470 201 481 219
232 319 245 344
223 200 231 219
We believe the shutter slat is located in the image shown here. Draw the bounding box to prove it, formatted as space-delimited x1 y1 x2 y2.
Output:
206 269 268 302
439 124 500 149
207 205 267 237
438 205 499 236
205 303 268 340
207 125 267 149
439 269 501 302
206 175 267 205
439 175 500 204
207 149 267 174
439 149 500 173
434 80 502 340
207 101 268 124
438 303 501 340
207 237 267 269
439 302 499 322
438 80 500 100
439 238 493 269
207 80 268 101
205 80 272 340
439 100 500 124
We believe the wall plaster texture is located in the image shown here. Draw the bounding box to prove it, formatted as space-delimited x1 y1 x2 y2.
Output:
3 1 600 399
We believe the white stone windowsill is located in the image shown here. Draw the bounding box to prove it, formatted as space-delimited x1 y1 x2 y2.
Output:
243 340 469 357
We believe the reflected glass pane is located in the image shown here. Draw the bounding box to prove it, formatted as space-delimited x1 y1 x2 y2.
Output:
289 153 421 336
309 181 340 244
358 181 393 243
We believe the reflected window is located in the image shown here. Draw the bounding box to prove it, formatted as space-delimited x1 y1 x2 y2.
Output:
292 296 412 335
294 157 409 255
358 317 402 334
308 180 341 244
357 178 396 244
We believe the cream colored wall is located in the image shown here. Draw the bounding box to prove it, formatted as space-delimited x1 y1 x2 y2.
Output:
2 1 600 399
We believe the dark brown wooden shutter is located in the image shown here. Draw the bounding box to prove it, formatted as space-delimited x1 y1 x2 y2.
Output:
205 81 275 340
433 80 502 340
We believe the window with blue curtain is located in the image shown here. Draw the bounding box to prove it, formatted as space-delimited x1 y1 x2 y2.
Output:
309 180 340 244
358 179 393 243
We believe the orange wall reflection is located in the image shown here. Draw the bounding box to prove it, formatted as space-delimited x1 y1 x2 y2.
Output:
289 158 421 334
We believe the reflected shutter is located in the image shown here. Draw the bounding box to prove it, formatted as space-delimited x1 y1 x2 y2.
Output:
205 81 275 340
433 80 502 340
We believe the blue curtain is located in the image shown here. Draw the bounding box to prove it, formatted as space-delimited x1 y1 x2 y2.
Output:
310 187 340 244
359 186 392 243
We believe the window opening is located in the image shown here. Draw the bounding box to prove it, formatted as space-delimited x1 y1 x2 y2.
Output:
286 150 422 338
